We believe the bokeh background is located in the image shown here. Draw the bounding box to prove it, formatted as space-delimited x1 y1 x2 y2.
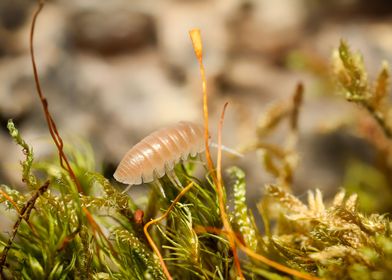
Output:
2 0 392 212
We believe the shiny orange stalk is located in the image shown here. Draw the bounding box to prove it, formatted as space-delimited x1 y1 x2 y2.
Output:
144 182 194 280
189 29 216 183
190 29 244 279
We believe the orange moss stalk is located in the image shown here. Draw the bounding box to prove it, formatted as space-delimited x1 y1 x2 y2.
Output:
144 182 195 280
190 29 245 279
217 103 245 279
235 237 320 280
190 28 319 280
189 29 216 183
194 224 320 280
0 189 21 214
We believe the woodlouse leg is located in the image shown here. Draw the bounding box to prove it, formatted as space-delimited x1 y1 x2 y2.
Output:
121 184 132 194
152 180 167 198
166 170 182 189
196 153 208 168
186 154 204 165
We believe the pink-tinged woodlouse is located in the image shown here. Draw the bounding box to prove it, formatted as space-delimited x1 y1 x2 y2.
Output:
114 121 205 188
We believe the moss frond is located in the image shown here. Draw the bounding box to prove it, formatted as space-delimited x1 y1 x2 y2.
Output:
7 119 38 188
265 185 392 279
228 166 258 252
334 41 392 138
2 4 392 278
112 228 164 279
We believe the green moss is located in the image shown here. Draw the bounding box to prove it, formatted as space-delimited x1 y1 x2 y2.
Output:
2 31 392 280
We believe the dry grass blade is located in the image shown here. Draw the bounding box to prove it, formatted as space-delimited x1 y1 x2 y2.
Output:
290 82 304 132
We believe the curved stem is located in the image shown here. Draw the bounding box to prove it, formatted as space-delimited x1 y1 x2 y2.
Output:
144 182 194 280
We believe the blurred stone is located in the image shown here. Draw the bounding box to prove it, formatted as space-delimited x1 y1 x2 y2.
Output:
0 28 11 57
0 2 70 121
68 9 156 55
0 55 37 126
0 66 36 120
0 0 33 57
13 3 67 55
302 21 392 77
296 129 375 198
0 0 32 31
227 0 307 56
306 0 392 21
0 132 12 184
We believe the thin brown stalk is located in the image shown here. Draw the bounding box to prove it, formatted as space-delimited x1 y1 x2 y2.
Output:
290 82 304 132
0 189 36 235
29 0 116 258
30 0 82 193
0 181 49 275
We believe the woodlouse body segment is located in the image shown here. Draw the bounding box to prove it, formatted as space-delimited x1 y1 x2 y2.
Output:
114 121 205 186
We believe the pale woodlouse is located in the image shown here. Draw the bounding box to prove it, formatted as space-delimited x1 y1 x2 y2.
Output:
114 121 205 189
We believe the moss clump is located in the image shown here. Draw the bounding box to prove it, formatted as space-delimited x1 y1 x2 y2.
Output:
1 2 392 279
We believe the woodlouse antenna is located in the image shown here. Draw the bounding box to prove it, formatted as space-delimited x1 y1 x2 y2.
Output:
209 142 244 158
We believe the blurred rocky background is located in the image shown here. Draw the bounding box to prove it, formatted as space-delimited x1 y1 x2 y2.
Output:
2 0 392 210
